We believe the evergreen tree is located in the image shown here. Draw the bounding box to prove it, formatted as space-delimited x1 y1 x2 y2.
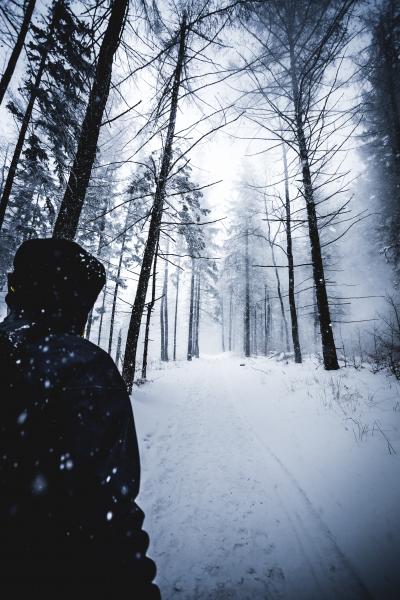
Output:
0 0 93 238
360 0 400 278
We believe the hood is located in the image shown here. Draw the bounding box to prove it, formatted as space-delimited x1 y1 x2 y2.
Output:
6 238 106 333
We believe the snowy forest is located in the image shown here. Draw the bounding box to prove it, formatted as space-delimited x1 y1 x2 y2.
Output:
0 0 400 598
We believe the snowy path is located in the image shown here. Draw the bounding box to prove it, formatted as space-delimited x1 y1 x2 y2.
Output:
133 355 400 599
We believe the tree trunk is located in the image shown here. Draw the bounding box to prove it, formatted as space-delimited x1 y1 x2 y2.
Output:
192 271 198 357
97 280 107 347
221 297 225 352
298 137 338 368
244 227 251 357
164 278 169 361
0 146 9 194
0 0 36 107
160 295 165 360
85 309 93 340
267 293 272 348
115 329 122 367
194 274 200 358
282 143 302 363
142 240 159 380
53 0 128 239
228 288 233 351
289 38 339 370
264 285 270 355
160 241 169 361
108 236 125 355
122 14 187 392
87 197 108 342
173 260 181 361
265 210 290 353
187 259 195 361
0 0 60 232
253 305 257 355
313 288 319 347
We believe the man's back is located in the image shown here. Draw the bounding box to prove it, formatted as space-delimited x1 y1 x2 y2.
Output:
0 239 159 598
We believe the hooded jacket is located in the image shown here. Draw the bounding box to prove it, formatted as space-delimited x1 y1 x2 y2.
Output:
0 239 159 598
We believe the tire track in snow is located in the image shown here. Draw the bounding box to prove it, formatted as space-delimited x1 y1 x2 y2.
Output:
222 359 372 599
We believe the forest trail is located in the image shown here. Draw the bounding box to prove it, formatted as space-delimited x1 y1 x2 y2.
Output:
133 355 400 600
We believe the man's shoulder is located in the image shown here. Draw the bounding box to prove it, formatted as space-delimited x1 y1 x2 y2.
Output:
0 316 126 393
38 333 125 390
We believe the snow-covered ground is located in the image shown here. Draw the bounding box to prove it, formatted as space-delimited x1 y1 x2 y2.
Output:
133 354 400 600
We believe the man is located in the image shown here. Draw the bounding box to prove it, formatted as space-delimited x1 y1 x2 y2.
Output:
0 238 160 598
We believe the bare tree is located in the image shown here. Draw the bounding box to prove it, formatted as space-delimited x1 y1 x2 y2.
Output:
0 0 36 107
243 0 359 369
122 13 188 390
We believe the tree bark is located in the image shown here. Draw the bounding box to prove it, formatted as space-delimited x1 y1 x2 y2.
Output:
160 240 169 361
288 38 339 370
108 234 126 355
194 274 200 358
122 14 187 392
142 239 159 380
282 143 302 363
265 208 290 353
86 197 108 341
264 285 270 356
244 227 251 357
253 305 257 355
97 279 107 347
221 297 225 352
187 258 195 361
228 288 233 351
85 308 93 340
53 0 128 239
0 0 36 107
313 288 319 347
0 0 60 232
173 259 181 360
160 295 165 360
115 329 122 367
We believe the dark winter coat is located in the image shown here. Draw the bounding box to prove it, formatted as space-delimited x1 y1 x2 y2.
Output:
0 239 159 598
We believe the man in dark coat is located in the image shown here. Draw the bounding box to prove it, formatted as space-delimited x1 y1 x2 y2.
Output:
0 238 160 598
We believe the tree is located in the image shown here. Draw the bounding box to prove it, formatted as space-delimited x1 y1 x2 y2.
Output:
53 0 129 239
244 225 251 356
359 0 400 278
0 0 36 106
160 239 170 361
121 0 241 389
282 143 302 362
243 0 358 369
0 0 92 234
263 202 290 354
122 12 188 390
0 0 61 233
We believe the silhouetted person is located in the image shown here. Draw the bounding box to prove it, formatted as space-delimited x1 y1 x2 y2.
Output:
0 239 160 599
